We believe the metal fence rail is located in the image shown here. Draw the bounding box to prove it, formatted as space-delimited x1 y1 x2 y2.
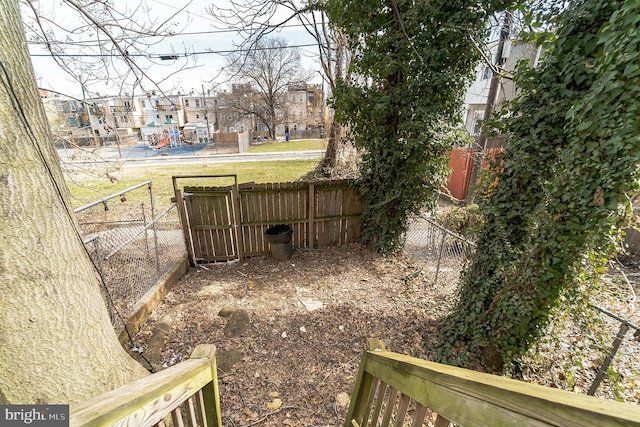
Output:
74 182 186 331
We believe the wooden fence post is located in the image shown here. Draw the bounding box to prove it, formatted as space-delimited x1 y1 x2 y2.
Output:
174 187 196 267
308 183 315 249
232 183 244 261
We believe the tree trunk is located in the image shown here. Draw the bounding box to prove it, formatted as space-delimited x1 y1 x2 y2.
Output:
0 0 147 405
318 118 342 170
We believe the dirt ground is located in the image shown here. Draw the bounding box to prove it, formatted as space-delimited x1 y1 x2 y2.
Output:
133 244 452 426
132 243 640 426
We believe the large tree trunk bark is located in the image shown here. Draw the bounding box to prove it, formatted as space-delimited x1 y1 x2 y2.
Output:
0 1 147 405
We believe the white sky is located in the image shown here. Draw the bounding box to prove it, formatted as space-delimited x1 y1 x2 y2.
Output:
23 0 322 98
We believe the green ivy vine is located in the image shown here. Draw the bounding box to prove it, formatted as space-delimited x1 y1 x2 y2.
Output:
438 0 640 371
322 0 509 254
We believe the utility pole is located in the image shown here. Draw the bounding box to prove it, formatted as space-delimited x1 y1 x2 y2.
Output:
202 83 211 143
466 11 512 202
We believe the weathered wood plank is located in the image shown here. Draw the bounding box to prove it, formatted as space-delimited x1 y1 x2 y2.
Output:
170 407 184 427
232 185 244 261
193 390 207 427
70 359 212 427
359 377 380 427
361 350 640 427
190 344 222 427
186 396 197 426
393 393 411 427
210 194 227 257
344 351 375 427
380 386 397 427
308 183 315 249
174 189 195 266
410 403 428 427
433 414 451 427
368 381 387 427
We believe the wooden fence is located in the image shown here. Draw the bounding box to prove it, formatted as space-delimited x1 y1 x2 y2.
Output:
174 177 365 264
212 131 238 143
290 128 323 140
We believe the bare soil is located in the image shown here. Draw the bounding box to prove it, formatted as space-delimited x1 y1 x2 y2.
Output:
133 244 449 426
132 243 640 426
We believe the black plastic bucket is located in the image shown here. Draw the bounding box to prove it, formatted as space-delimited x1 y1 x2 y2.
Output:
265 224 293 244
265 225 294 260
269 241 294 261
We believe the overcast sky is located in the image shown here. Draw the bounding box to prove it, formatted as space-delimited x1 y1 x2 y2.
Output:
24 0 322 98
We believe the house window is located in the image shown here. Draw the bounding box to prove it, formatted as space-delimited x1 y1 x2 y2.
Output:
481 66 492 80
196 114 200 119
473 113 484 135
195 99 201 108
122 115 128 123
185 99 190 107
140 99 146 108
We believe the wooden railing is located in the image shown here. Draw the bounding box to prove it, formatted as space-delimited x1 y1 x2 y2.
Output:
346 339 640 427
70 345 222 427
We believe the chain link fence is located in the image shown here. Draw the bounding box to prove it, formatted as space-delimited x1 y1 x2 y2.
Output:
404 215 475 286
403 214 640 399
74 182 186 332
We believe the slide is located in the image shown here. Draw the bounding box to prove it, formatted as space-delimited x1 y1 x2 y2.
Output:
155 137 170 149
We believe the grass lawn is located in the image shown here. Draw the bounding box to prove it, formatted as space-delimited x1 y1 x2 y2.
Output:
66 159 319 209
247 139 327 153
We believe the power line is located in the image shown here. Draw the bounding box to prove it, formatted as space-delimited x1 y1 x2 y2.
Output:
29 43 320 58
25 23 310 46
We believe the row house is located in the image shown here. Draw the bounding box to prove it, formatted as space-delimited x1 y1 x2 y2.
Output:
42 81 325 143
181 91 215 142
40 90 93 137
283 82 323 134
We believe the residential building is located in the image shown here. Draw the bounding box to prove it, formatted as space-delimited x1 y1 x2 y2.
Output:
283 82 324 135
182 90 215 142
139 92 185 142
462 14 541 139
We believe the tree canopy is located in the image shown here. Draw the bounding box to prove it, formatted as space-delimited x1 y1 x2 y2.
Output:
224 37 307 139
